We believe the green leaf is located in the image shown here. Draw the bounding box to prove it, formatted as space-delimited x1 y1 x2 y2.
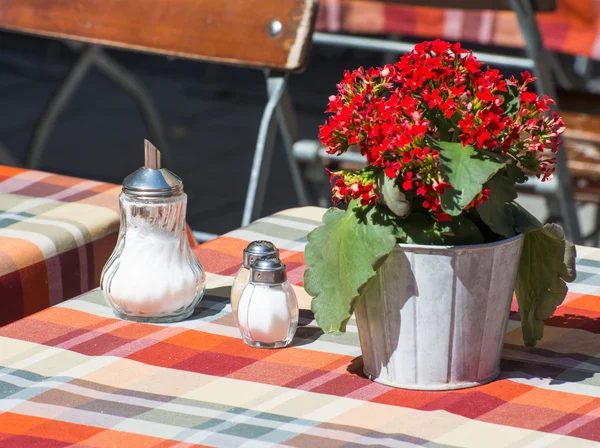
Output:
499 82 520 118
431 139 506 216
397 213 446 245
515 223 577 346
395 213 483 245
439 216 485 245
378 174 410 218
508 202 543 233
506 162 528 184
477 172 517 238
304 201 396 333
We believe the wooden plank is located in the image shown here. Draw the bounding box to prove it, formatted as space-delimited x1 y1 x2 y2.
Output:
0 0 318 71
370 0 556 12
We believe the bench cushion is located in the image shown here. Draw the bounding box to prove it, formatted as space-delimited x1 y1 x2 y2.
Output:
316 0 600 60
0 166 196 326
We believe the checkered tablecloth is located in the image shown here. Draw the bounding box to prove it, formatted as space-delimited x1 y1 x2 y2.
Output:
1 206 600 447
0 166 197 327
317 0 600 60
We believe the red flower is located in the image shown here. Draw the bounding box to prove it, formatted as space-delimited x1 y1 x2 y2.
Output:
402 172 414 191
319 40 564 219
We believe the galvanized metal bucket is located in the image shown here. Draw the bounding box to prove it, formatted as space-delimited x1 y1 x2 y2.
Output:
355 234 524 390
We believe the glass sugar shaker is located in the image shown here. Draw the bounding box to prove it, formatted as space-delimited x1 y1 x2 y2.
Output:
100 140 206 323
230 240 279 323
237 257 298 349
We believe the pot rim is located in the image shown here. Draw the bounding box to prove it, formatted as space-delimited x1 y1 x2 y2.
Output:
397 232 523 252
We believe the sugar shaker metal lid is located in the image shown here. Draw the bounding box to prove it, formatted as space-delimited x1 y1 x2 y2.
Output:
243 240 279 268
122 140 183 197
250 256 287 284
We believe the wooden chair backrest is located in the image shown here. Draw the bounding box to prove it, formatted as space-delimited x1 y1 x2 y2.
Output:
378 0 556 12
0 0 318 71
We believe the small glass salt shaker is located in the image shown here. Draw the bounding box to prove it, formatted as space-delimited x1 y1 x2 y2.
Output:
230 240 279 323
237 257 298 349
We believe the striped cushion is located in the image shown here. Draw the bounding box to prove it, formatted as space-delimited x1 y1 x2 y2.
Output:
316 0 600 60
0 165 197 326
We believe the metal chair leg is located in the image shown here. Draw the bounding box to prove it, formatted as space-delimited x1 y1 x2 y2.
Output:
92 49 170 165
511 0 583 244
594 204 600 248
26 45 98 169
241 72 286 226
272 78 310 207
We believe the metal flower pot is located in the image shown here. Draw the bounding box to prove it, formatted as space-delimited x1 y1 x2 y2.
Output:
355 234 524 390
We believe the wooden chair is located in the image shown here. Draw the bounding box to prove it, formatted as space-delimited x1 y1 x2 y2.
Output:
301 0 584 243
0 0 318 237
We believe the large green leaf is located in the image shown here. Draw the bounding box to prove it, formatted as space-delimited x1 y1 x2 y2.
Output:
396 213 483 245
431 139 506 216
508 201 542 233
515 223 577 346
506 162 528 184
304 201 396 333
477 172 517 238
378 174 410 218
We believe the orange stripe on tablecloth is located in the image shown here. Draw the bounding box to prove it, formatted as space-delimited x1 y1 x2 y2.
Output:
27 306 108 328
163 329 275 361
0 236 46 271
457 378 534 401
8 306 353 372
508 387 600 414
198 236 249 258
0 413 102 442
0 165 27 180
40 174 87 188
0 412 201 447
559 295 600 313
75 186 120 212
0 237 50 318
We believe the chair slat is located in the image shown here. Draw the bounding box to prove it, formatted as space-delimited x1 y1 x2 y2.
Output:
0 0 318 71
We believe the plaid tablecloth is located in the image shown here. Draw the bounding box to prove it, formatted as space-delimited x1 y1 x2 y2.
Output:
0 166 197 327
317 0 600 60
1 206 600 447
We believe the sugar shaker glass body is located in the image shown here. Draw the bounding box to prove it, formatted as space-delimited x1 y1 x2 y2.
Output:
100 141 205 322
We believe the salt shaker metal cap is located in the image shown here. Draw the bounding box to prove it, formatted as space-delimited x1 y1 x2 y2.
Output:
243 241 279 268
250 257 287 284
122 140 183 197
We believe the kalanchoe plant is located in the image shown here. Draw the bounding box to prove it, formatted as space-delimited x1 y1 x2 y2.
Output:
304 40 576 346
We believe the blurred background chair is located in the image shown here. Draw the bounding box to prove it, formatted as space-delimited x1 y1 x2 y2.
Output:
4 0 600 246
0 0 318 240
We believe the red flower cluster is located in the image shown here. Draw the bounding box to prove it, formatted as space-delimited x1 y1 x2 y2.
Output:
319 40 564 219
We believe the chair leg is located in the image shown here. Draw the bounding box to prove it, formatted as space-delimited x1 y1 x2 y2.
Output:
241 72 286 226
594 204 600 248
26 45 98 169
272 79 310 207
510 0 583 244
92 49 170 165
